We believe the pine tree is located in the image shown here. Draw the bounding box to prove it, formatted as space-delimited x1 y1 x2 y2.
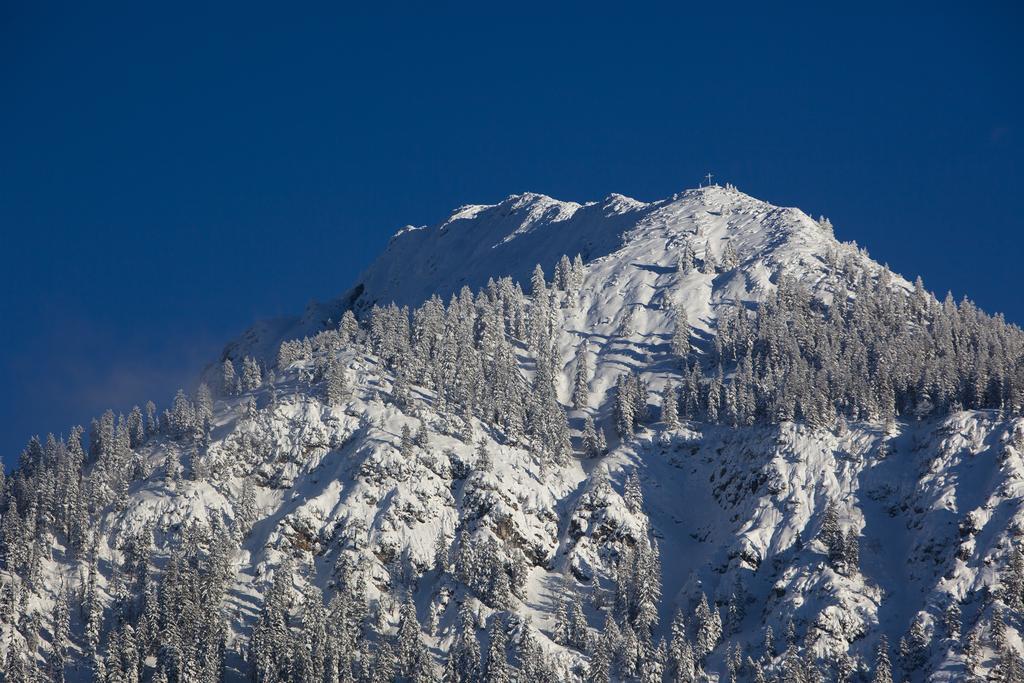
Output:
250 559 294 682
524 354 571 463
339 310 360 344
565 602 589 651
702 241 717 274
726 642 743 683
624 471 644 514
325 356 349 406
433 530 450 573
221 359 237 396
530 264 547 301
748 657 767 683
241 356 262 391
819 501 841 561
632 540 661 648
668 609 695 682
553 599 570 646
705 369 721 423
587 628 613 683
721 240 739 270
677 244 694 274
4 635 31 683
145 400 159 436
51 587 70 682
484 615 510 683
414 420 430 448
392 368 413 408
399 424 415 460
615 374 637 438
474 438 492 473
572 341 590 410
620 622 641 678
671 303 691 359
872 635 893 683
553 255 572 292
998 645 1024 683
1003 546 1024 609
992 602 1008 651
582 416 606 457
169 389 196 438
127 405 146 448
448 603 482 683
195 383 214 424
373 640 397 683
843 529 860 574
163 449 182 484
412 648 438 683
694 593 721 661
396 591 421 677
943 601 961 641
619 305 636 337
662 382 679 428
277 340 297 369
569 254 585 298
762 624 776 661
898 614 930 674
833 652 857 683
85 580 104 666
236 477 258 538
965 628 982 673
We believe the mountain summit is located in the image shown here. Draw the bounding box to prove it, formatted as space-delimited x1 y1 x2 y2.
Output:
224 185 848 373
353 185 833 311
3 185 1024 682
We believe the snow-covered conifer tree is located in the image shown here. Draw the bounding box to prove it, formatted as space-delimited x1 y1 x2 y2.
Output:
662 381 679 428
221 359 237 396
325 355 349 406
615 374 639 438
396 591 422 677
624 471 644 514
694 593 721 661
572 341 591 410
872 635 893 683
943 601 961 641
702 241 717 274
553 254 572 292
474 437 492 472
195 382 213 424
677 244 694 274
582 416 606 457
51 587 70 682
484 614 510 683
163 450 182 484
339 310 360 345
446 603 482 683
242 356 262 391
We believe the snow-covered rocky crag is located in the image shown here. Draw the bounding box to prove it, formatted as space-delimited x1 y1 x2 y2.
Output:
4 184 1024 682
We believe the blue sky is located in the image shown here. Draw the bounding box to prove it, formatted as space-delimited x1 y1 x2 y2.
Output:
0 1 1020 463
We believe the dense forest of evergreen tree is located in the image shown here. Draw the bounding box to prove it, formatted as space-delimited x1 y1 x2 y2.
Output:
2 253 1024 681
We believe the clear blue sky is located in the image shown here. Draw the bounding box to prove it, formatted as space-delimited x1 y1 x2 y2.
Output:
1 1 1020 463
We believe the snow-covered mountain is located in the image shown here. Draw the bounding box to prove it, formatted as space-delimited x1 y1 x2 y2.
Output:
221 186 852 368
3 184 1024 683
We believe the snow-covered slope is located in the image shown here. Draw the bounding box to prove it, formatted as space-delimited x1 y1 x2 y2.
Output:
219 186 857 371
357 186 830 302
3 184 1022 683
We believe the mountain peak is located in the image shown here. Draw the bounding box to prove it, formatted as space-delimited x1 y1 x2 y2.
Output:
353 185 838 310
217 186 847 370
